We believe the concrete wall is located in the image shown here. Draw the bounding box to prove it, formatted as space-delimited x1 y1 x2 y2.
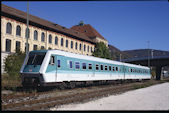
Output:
1 52 10 74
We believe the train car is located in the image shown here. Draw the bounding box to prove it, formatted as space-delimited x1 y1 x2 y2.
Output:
20 49 151 88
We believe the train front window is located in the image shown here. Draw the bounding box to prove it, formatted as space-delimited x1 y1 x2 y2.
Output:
27 53 46 65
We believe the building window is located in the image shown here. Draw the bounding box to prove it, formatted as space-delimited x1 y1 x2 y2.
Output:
16 41 21 52
6 39 11 52
75 42 78 50
84 45 86 51
41 46 45 50
91 47 93 52
34 30 38 40
25 28 30 38
25 43 29 52
6 22 12 34
41 32 45 42
88 46 89 52
66 40 68 48
55 36 58 45
16 25 21 36
79 43 82 50
61 38 64 46
49 34 52 44
71 41 73 49
33 44 38 50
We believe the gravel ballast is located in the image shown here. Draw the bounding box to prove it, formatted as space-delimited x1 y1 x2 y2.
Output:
50 82 169 110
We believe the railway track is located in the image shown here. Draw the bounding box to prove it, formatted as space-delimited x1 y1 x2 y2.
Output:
2 79 168 111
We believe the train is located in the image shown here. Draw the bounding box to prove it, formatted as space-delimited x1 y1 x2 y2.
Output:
20 49 151 89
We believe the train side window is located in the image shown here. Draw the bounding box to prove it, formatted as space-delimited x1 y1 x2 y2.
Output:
131 69 133 72
75 62 80 69
96 64 99 70
116 67 118 71
57 60 61 68
100 65 103 70
88 64 92 70
82 63 86 69
112 67 115 71
109 66 111 71
49 56 55 65
105 65 108 71
69 61 73 69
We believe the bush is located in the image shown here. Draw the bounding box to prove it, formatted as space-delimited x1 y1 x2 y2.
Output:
4 51 26 77
92 42 111 59
2 73 22 89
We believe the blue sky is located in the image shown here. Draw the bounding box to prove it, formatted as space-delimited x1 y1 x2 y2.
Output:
2 1 169 51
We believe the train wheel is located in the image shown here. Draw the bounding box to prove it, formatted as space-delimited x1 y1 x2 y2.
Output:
69 82 76 89
59 82 67 90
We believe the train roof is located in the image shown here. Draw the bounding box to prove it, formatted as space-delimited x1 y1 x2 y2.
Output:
30 49 149 69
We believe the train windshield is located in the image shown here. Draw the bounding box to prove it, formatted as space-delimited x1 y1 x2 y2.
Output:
27 52 46 65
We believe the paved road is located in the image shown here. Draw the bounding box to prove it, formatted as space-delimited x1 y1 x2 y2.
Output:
50 82 169 110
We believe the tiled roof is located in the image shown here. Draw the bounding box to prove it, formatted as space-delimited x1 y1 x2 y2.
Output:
70 24 107 41
1 4 93 43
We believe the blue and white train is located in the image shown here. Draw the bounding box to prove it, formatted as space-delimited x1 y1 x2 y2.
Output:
20 50 151 88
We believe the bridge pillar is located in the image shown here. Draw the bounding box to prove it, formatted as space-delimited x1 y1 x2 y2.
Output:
156 66 162 80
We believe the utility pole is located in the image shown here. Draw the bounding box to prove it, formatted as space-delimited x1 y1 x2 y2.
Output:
151 49 154 59
26 2 29 55
120 54 122 62
147 41 150 68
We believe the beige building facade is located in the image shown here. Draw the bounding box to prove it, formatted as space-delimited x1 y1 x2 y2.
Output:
1 16 95 56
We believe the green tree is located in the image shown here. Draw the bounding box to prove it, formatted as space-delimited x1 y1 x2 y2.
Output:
4 51 26 77
92 42 111 59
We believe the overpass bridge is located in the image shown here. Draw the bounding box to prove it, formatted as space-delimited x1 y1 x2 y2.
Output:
121 55 169 80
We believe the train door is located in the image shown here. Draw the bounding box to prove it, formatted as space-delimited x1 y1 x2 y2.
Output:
123 66 126 80
116 66 120 79
109 65 112 78
55 56 61 82
55 56 58 82
91 63 95 77
48 55 57 82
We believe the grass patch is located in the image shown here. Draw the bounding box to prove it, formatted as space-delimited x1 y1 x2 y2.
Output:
1 73 22 91
132 79 166 90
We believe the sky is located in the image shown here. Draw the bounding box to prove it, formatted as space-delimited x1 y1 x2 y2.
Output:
2 1 169 51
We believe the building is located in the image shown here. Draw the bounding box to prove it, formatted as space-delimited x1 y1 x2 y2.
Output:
1 4 108 73
71 22 108 46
